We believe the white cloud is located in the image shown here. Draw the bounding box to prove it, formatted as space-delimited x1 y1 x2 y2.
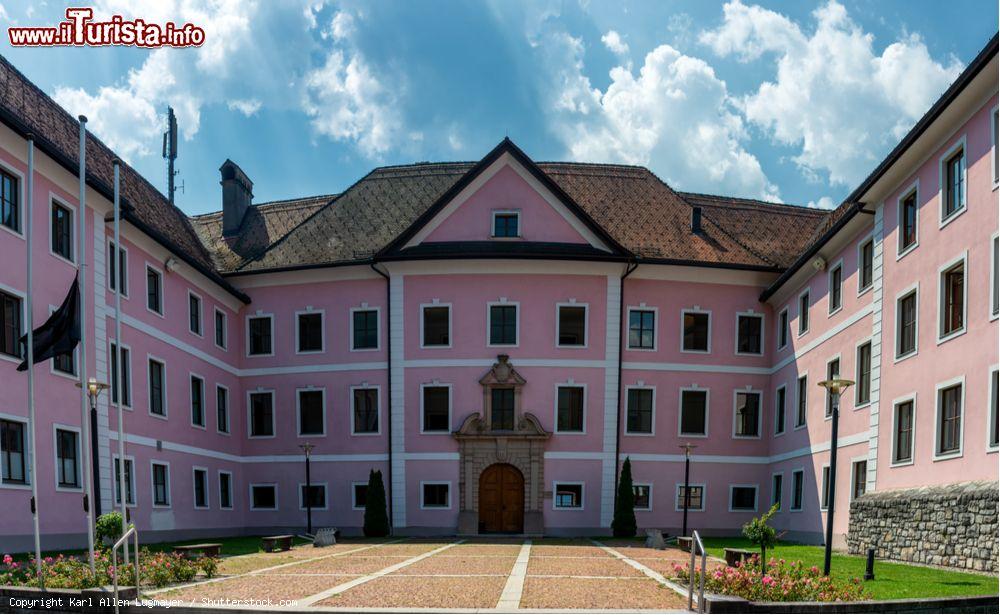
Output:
328 10 355 40
227 99 263 117
539 30 779 201
700 0 963 187
601 30 629 55
807 196 835 209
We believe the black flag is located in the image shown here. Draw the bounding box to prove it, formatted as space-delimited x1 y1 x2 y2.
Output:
16 276 81 371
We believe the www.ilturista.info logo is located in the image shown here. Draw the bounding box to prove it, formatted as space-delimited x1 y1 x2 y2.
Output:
7 7 205 47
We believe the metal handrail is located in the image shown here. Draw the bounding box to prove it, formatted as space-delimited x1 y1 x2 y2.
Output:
112 526 139 615
687 531 707 613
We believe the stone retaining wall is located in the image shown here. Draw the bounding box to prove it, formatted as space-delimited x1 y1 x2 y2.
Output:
846 480 998 573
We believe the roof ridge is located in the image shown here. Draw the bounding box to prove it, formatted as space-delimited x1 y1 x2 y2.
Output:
677 190 828 216
190 194 338 220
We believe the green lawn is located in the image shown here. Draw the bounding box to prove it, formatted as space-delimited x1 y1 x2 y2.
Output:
8 535 310 562
701 537 998 600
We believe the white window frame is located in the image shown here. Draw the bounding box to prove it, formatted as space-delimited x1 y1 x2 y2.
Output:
420 382 453 434
932 375 965 461
350 384 382 436
732 388 763 439
0 282 26 367
144 262 165 317
247 389 276 440
349 305 381 352
936 250 968 344
187 290 204 338
192 466 210 509
48 195 77 266
295 308 326 355
419 480 452 510
245 312 275 358
820 464 831 511
797 289 810 336
774 383 787 436
486 300 520 348
299 482 329 511
674 483 706 512
827 259 844 316
0 414 32 488
551 481 585 510
938 134 967 228
52 424 82 492
776 307 789 351
0 161 25 240
896 180 920 260
214 307 228 350
990 233 999 321
146 354 168 420
218 470 234 509
894 282 920 362
854 338 873 408
352 481 368 510
632 483 653 511
988 365 999 453
626 305 658 351
419 302 452 349
849 456 868 502
770 473 783 510
108 341 133 410
624 384 656 436
107 240 129 298
794 373 808 430
296 386 327 437
216 384 230 436
728 484 759 513
677 386 709 438
553 381 587 435
113 454 136 507
991 105 998 190
857 233 874 296
680 308 712 354
890 392 918 467
491 209 521 238
249 483 278 511
189 372 206 430
555 301 589 348
150 460 171 508
790 468 805 512
824 353 843 419
734 311 765 357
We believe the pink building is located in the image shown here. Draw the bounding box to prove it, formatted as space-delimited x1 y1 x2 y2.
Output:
0 37 996 569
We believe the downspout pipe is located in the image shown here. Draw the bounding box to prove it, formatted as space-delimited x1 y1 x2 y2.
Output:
613 260 639 495
370 262 393 533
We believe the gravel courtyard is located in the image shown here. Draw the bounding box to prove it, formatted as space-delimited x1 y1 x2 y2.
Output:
153 537 698 611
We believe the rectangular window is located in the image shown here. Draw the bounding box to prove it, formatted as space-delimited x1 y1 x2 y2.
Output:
219 472 233 509
301 484 326 509
736 313 763 355
188 294 202 336
421 483 449 508
852 460 867 500
557 305 586 346
943 148 965 219
108 242 127 296
777 309 789 350
422 386 450 432
249 392 274 437
626 388 654 434
247 316 273 356
353 388 379 434
859 239 874 292
251 485 276 510
829 264 842 313
353 483 368 509
55 428 80 489
682 311 710 352
492 211 519 237
193 468 208 508
297 312 323 353
633 484 651 510
215 309 227 349
821 466 831 510
791 470 804 511
897 290 918 357
990 370 999 450
298 389 325 436
146 266 162 314
730 486 757 511
992 236 999 317
676 485 704 511
899 191 918 253
734 391 761 438
798 291 810 334
893 400 914 464
148 359 165 417
774 386 786 435
628 309 655 349
940 260 965 338
856 342 871 405
679 389 708 436
489 305 517 345
771 474 782 508
0 169 19 233
110 344 131 407
994 108 999 185
796 376 808 427
937 383 962 456
53 348 75 376
152 463 170 506
51 201 73 261
490 387 515 430
826 359 840 417
114 458 135 505
352 309 378 350
216 386 229 434
190 375 205 427
554 483 583 509
556 386 584 433
1 290 22 359
422 306 450 347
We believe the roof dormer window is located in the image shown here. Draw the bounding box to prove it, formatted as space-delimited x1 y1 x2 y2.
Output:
492 210 519 238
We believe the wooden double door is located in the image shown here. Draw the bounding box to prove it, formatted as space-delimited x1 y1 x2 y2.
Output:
478 463 524 534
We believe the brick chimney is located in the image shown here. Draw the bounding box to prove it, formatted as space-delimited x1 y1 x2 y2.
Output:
220 159 253 236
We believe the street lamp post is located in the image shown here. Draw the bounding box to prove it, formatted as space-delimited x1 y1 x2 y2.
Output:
299 443 315 535
75 377 109 573
678 443 697 538
817 377 854 576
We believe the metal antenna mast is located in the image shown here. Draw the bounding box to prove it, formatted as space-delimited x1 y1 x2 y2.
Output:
162 106 179 204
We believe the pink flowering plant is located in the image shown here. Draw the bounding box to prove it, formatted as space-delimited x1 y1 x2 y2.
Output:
0 548 217 590
671 555 870 602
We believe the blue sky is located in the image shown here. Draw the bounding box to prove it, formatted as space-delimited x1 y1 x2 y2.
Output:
0 1 996 215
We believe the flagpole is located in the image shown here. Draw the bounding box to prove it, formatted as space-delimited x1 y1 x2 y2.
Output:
25 135 44 587
77 115 96 574
112 159 128 563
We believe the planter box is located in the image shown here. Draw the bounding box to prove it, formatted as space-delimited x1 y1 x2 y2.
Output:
702 593 999 613
678 537 692 552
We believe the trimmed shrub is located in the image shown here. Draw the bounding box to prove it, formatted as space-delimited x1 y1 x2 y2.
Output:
743 503 779 573
611 457 637 537
363 469 390 537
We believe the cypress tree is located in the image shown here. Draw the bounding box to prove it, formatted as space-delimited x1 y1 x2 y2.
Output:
363 469 391 537
611 457 637 537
